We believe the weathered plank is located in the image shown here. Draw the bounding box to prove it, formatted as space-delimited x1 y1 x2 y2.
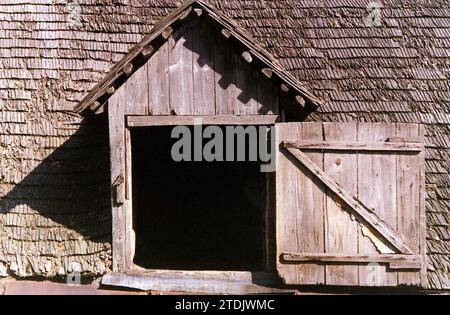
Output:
276 123 304 284
108 85 127 272
396 123 421 286
281 253 422 270
357 123 397 286
101 272 293 294
265 171 276 272
284 140 423 152
235 54 258 115
127 115 279 127
125 128 135 269
300 122 325 284
125 63 148 115
323 122 359 286
3 280 146 295
192 20 215 115
213 34 237 115
169 26 194 115
148 41 170 115
418 125 427 287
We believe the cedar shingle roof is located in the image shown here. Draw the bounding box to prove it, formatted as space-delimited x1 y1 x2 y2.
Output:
0 0 448 290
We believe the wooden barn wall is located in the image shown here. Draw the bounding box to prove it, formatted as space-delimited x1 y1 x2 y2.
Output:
0 116 112 277
120 19 279 117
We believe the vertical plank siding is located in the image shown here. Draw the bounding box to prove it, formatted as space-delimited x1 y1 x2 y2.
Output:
121 18 279 116
276 122 304 284
323 122 359 286
235 56 259 115
396 124 421 286
148 41 170 115
213 36 237 115
125 63 149 115
108 86 127 272
276 122 425 286
169 25 194 115
124 128 135 269
192 20 216 115
357 123 398 286
300 122 325 284
418 125 427 288
257 74 279 115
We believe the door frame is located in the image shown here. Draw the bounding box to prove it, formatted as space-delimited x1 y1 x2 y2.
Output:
110 113 280 277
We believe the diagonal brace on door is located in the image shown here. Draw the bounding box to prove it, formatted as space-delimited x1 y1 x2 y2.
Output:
282 142 414 255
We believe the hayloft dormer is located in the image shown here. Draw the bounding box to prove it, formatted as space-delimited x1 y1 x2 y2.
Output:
73 0 426 293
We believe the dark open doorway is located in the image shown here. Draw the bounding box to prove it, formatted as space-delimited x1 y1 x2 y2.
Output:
131 126 266 271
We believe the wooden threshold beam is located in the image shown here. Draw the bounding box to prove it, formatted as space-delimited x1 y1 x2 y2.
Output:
284 140 423 152
281 253 422 270
127 115 280 127
101 272 291 294
283 145 414 255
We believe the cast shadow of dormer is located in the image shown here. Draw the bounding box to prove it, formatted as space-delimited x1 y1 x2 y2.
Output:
0 116 111 243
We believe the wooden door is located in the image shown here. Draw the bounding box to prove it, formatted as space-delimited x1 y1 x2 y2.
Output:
276 122 426 287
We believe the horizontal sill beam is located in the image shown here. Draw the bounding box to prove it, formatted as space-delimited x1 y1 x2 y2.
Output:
283 140 423 152
281 253 422 270
101 272 291 294
127 115 280 127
